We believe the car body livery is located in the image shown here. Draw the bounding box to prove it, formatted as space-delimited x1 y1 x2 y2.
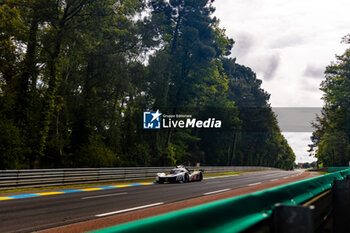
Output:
156 165 203 184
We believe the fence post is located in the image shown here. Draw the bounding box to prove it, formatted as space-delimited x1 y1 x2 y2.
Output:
273 204 314 233
16 170 19 188
62 169 65 185
333 179 350 233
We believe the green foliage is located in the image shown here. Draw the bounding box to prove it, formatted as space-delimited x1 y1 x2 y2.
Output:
0 117 27 169
0 0 295 169
310 35 350 166
73 134 118 168
220 59 295 169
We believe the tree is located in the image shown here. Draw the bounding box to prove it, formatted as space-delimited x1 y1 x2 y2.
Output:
1 0 295 169
310 35 350 166
221 58 295 169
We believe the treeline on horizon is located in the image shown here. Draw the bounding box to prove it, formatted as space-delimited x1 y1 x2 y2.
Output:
0 0 295 170
309 35 350 167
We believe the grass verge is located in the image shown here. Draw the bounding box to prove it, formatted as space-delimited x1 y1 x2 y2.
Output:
309 170 329 175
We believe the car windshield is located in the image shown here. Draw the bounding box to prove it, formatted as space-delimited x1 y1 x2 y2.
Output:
170 169 182 174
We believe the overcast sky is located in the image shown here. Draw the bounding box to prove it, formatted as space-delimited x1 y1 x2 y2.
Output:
214 0 350 163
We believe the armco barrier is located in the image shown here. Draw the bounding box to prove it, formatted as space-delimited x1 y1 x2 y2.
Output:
92 168 350 233
0 166 276 190
328 167 350 172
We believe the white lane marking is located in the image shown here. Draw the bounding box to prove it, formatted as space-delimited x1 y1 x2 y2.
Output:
203 189 231 195
82 192 128 200
96 202 164 217
248 182 262 186
270 179 278 182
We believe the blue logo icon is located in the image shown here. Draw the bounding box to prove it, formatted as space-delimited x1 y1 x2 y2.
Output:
143 110 162 129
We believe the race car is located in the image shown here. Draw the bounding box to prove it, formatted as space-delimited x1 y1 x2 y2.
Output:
156 165 203 184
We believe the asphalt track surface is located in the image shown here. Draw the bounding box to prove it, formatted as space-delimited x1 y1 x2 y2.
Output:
0 170 303 233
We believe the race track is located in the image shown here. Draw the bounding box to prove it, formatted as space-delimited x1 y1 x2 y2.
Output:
0 170 303 233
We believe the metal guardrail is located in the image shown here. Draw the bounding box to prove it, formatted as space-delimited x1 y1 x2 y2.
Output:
246 174 350 233
0 166 276 190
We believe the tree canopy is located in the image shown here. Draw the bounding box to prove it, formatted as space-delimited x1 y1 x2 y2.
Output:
0 0 295 169
309 35 350 166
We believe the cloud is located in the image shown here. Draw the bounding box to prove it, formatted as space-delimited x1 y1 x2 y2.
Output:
232 33 255 58
230 33 280 81
263 54 280 80
213 0 350 162
282 132 317 163
270 35 306 49
303 65 325 79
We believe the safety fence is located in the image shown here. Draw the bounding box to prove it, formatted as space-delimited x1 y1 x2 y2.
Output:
92 168 350 233
0 166 276 190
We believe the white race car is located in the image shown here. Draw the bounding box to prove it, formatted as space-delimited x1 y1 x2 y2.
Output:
156 165 203 184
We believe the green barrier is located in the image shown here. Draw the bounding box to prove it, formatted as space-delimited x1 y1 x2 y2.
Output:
340 168 350 177
328 167 350 172
93 169 350 233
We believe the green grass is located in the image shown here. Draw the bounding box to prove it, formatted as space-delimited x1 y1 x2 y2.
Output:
0 170 260 194
309 170 329 175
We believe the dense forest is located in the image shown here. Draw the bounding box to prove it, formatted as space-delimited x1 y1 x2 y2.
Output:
0 0 295 169
309 35 350 166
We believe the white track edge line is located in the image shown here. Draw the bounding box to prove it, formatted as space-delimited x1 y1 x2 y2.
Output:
203 189 230 195
96 202 164 217
248 182 262 186
82 192 128 200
